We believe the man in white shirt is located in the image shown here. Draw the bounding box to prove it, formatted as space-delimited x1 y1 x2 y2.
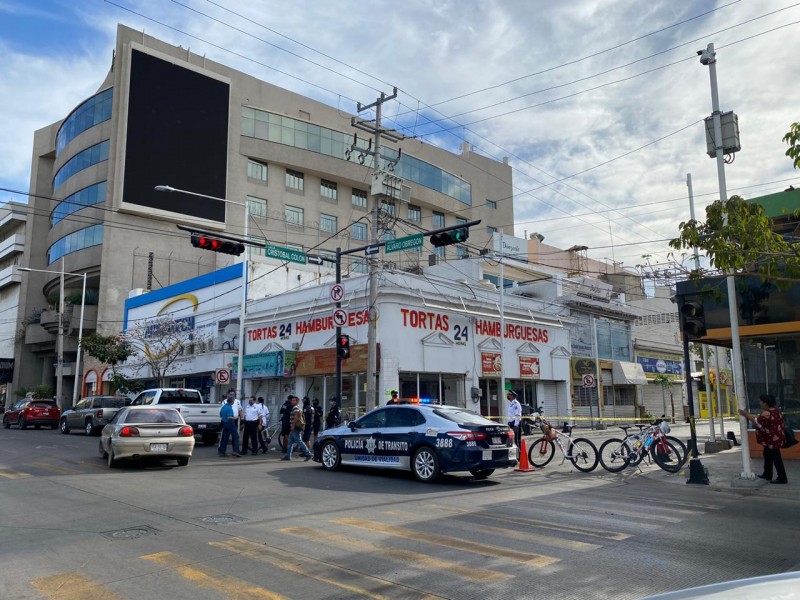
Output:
242 396 261 456
507 390 522 446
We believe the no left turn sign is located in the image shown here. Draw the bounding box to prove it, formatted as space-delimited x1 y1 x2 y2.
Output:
333 309 348 327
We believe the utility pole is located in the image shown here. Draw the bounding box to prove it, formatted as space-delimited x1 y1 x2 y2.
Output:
352 88 401 410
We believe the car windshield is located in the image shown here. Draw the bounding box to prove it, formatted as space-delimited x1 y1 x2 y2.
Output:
433 408 494 426
126 409 182 424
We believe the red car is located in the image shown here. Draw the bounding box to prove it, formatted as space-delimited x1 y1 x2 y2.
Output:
2 399 61 430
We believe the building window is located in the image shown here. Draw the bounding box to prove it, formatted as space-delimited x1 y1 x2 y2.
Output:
432 212 445 228
380 201 396 217
48 225 104 264
52 181 107 226
320 180 338 200
486 199 497 209
320 250 336 266
53 140 110 191
250 235 266 256
487 226 497 235
247 196 267 218
247 159 268 181
352 257 367 274
353 222 367 241
456 246 468 258
285 205 304 226
380 230 395 242
407 205 421 222
56 88 113 156
286 169 304 191
352 189 367 208
320 213 337 234
434 246 445 258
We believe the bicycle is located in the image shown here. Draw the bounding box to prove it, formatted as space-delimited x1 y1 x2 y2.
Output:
525 408 599 472
599 418 687 473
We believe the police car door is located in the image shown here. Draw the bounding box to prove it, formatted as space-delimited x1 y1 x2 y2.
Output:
382 407 425 470
340 409 389 468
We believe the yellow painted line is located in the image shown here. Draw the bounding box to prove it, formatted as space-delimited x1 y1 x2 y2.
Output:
213 537 411 600
335 518 559 568
0 467 31 479
31 572 124 600
282 527 509 583
30 462 82 475
382 510 599 552
141 551 286 600
425 504 631 541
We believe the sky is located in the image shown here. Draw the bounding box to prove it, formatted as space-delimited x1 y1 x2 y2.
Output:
1 0 799 277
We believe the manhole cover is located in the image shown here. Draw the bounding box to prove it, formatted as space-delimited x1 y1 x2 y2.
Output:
102 525 159 540
199 513 247 525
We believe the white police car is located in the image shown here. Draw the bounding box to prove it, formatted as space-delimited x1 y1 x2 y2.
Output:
313 403 517 482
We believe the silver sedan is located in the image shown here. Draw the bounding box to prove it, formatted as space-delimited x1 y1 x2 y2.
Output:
98 406 195 468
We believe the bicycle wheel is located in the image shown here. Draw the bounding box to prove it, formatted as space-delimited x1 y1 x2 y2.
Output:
627 439 646 466
569 438 599 472
651 436 687 473
599 438 632 473
528 437 555 468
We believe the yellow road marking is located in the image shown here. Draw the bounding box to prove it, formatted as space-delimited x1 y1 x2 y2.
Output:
141 551 286 600
282 527 509 583
30 462 82 475
213 537 415 600
335 518 559 568
31 572 124 599
425 504 631 541
0 467 30 479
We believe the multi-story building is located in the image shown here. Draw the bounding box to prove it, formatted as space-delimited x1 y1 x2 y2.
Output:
0 202 26 406
14 24 513 406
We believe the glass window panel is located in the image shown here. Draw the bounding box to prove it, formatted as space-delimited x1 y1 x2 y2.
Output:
294 130 308 149
408 205 421 222
254 121 269 139
255 110 270 122
432 212 445 228
353 223 367 241
269 113 282 125
281 126 295 145
247 196 267 217
242 107 255 119
268 125 281 143
320 180 337 199
320 214 337 233
241 116 255 137
285 205 304 226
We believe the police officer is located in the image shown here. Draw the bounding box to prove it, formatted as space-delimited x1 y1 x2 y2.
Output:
507 390 522 445
325 397 340 429
302 397 314 447
242 396 261 456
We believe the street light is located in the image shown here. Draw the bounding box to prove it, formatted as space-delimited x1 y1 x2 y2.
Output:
155 185 249 401
19 263 87 408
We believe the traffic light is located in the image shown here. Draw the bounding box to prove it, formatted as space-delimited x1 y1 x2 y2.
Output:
190 233 245 256
680 300 707 339
336 334 350 360
430 227 469 247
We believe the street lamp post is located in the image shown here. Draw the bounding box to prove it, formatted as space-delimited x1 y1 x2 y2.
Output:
19 264 87 408
155 185 249 401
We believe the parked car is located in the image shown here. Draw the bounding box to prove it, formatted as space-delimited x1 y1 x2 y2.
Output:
60 395 129 436
129 388 221 445
2 399 61 430
313 403 517 482
98 405 195 468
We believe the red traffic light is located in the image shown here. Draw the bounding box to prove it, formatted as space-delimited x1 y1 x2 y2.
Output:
191 233 244 255
336 334 351 359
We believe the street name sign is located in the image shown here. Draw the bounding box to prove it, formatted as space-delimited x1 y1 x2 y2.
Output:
385 234 423 254
266 243 307 264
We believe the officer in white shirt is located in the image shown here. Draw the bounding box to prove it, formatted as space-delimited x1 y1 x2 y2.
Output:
242 396 261 455
506 390 522 446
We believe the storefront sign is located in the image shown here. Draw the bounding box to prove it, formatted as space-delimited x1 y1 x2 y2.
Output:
475 319 549 343
636 352 683 379
295 344 372 376
571 357 597 379
519 356 540 379
481 352 502 375
247 310 369 343
233 350 297 379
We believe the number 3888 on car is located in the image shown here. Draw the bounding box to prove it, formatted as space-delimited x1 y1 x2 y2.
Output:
312 403 517 482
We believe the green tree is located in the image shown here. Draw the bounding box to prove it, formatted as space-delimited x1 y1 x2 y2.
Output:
652 373 676 422
80 333 140 394
784 121 800 169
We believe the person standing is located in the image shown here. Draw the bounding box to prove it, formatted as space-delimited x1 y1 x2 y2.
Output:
740 394 788 484
302 397 314 449
279 395 293 452
325 398 340 429
387 390 399 405
282 396 311 461
257 397 270 454
506 390 522 446
242 396 261 456
312 398 323 443
218 396 241 457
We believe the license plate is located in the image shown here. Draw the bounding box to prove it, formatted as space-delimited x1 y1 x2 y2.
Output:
509 447 517 460
482 450 492 460
42 411 49 415
150 444 167 452
492 437 501 445
197 424 206 429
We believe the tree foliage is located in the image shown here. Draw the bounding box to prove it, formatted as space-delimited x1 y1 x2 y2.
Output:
669 195 800 283
784 121 800 169
80 333 142 394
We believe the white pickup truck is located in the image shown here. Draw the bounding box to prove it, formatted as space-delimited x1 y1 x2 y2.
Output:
129 388 221 445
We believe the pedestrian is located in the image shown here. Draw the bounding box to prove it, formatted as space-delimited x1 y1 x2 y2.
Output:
302 397 314 448
740 394 788 484
218 396 241 457
241 396 261 456
506 390 522 446
257 397 270 454
387 390 399 405
279 395 293 451
282 396 311 461
325 397 340 429
227 389 243 427
312 398 323 443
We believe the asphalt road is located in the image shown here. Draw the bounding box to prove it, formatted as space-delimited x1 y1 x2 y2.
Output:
1 425 798 600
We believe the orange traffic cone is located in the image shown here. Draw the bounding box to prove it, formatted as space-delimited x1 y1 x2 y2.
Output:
514 436 536 472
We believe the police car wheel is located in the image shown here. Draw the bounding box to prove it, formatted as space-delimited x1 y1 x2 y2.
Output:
320 440 341 471
412 446 440 482
469 468 494 480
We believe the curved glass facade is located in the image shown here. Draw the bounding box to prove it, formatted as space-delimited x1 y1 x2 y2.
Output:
56 88 113 156
48 225 104 264
53 140 110 191
241 107 472 205
51 181 107 225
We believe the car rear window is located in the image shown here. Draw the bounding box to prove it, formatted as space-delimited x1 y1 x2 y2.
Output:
433 408 494 426
126 409 183 424
31 402 57 409
98 398 126 408
159 390 202 404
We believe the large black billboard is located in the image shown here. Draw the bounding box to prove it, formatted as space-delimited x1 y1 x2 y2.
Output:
120 48 229 223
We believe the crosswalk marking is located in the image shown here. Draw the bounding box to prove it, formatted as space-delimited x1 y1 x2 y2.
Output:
0 467 30 479
31 572 124 599
281 526 510 583
424 504 631 541
141 551 286 600
335 518 560 568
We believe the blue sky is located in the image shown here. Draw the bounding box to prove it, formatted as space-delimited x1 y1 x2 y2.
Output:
2 0 800 271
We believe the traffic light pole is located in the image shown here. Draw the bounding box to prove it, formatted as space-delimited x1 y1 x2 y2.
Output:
682 327 708 484
335 247 343 407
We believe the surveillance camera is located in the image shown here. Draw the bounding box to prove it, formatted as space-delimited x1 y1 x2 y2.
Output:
697 45 715 66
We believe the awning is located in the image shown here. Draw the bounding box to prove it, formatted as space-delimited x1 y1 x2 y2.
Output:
612 361 648 385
